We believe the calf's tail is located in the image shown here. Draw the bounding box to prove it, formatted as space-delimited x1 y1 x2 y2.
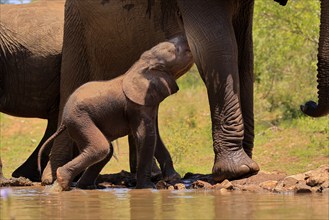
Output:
37 124 67 175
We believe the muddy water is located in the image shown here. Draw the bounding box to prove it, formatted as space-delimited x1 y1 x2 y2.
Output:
1 187 328 219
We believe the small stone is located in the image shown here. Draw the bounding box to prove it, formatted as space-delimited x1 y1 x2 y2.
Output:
219 188 228 193
174 183 186 190
156 180 170 190
311 186 322 193
213 183 223 190
238 184 263 192
282 177 299 188
259 180 278 191
306 174 327 187
321 181 329 188
274 180 297 193
295 183 312 193
322 188 329 194
288 173 306 182
219 179 234 190
191 180 213 189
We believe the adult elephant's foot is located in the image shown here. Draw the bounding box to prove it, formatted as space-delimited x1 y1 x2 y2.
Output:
163 171 181 185
136 176 156 189
150 165 163 182
136 181 156 189
55 167 72 191
76 173 99 189
212 148 260 183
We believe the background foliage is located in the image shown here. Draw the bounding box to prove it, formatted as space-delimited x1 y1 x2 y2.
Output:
0 0 328 178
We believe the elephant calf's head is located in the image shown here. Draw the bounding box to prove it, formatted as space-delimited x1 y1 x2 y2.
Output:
123 35 193 106
142 34 194 79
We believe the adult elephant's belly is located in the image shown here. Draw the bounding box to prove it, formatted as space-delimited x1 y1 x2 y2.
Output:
0 55 60 118
76 0 182 80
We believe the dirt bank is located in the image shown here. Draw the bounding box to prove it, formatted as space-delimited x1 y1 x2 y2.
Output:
1 165 328 194
97 165 329 193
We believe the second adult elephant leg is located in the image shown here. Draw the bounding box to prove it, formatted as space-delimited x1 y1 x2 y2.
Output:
178 1 259 182
12 112 58 181
234 1 255 158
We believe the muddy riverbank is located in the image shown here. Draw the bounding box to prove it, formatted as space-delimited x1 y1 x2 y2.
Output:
1 165 328 194
98 165 329 193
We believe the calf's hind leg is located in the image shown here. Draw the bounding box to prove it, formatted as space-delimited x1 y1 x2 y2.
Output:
56 120 110 191
76 143 114 189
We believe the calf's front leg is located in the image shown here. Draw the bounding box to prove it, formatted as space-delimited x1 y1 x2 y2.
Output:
130 108 158 189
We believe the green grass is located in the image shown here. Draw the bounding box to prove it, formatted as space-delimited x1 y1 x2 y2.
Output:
0 114 46 176
1 67 328 178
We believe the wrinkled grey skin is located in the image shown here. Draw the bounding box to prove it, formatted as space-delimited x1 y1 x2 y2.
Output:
43 0 329 184
0 0 64 182
38 36 193 190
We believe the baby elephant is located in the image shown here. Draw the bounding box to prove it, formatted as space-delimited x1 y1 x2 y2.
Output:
38 35 193 190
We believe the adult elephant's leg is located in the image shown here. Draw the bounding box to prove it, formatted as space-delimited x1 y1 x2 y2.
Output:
233 1 255 158
177 0 259 182
41 0 92 185
12 111 58 181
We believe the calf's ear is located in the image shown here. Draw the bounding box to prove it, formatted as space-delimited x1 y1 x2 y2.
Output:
123 70 179 106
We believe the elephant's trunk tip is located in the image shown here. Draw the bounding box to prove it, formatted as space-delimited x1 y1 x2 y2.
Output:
300 101 329 118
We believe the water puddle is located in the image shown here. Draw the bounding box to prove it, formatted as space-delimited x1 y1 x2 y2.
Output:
1 186 328 219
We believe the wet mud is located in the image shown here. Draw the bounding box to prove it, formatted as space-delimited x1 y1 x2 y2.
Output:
97 165 329 193
0 177 33 187
1 165 328 194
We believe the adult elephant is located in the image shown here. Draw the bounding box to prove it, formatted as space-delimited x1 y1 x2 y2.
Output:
42 0 329 184
0 0 65 182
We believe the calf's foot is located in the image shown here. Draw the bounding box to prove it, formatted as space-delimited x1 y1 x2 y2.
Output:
56 167 72 191
41 162 56 185
212 148 259 182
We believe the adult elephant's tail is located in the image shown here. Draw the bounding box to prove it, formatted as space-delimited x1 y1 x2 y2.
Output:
301 0 329 117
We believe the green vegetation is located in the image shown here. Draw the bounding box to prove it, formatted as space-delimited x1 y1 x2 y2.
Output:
0 0 328 179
